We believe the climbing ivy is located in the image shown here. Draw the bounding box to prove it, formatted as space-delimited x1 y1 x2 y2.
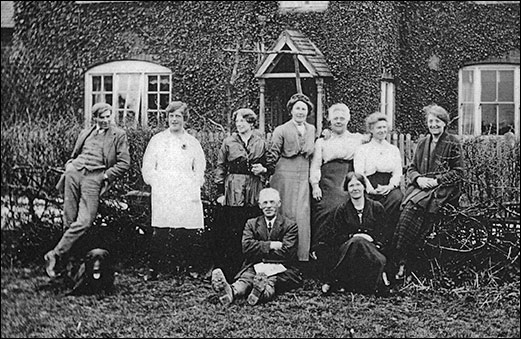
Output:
3 1 519 136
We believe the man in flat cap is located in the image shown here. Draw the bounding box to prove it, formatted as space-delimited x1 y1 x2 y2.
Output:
44 102 130 279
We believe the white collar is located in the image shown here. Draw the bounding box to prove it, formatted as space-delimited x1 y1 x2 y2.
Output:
265 216 276 226
292 119 306 129
370 138 389 146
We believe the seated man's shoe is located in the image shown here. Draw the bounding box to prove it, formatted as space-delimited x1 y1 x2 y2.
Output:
395 264 406 280
144 269 158 282
382 272 391 286
44 250 58 279
321 283 332 295
211 268 233 306
247 273 268 306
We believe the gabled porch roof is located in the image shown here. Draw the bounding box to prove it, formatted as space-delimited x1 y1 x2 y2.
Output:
254 29 333 79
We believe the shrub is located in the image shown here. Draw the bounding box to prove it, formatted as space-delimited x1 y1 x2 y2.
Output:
1 120 519 287
460 135 520 205
1 120 226 268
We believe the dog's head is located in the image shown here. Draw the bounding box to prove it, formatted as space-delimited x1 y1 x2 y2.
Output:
70 248 114 295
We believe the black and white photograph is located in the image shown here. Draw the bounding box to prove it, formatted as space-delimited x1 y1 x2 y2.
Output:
1 1 519 337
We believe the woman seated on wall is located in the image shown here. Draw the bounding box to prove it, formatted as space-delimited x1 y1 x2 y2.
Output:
313 171 391 296
391 104 463 280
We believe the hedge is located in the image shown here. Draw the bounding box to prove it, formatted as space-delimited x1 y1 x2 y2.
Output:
1 120 519 276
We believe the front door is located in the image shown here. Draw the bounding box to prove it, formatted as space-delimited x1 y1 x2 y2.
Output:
264 78 317 134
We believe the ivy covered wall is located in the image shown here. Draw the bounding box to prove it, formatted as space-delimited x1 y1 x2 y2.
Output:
396 1 520 135
4 1 519 136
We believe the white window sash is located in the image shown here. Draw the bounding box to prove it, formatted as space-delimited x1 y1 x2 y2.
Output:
85 61 172 128
458 64 519 137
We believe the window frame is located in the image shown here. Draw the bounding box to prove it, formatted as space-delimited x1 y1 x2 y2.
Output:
458 64 520 137
380 78 395 131
278 1 329 13
84 60 172 128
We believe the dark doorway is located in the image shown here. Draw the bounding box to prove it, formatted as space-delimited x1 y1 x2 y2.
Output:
264 78 317 134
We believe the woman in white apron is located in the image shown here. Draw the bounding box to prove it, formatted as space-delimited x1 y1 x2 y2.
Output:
141 101 206 281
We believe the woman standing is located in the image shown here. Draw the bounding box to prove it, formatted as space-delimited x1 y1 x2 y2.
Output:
213 108 269 278
141 101 206 281
310 103 364 248
354 112 403 247
267 93 316 262
392 104 463 280
316 172 389 295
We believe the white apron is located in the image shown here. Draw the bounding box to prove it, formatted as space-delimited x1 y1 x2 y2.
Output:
142 130 205 229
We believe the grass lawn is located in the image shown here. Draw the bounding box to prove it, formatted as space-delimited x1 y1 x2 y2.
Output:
1 265 519 338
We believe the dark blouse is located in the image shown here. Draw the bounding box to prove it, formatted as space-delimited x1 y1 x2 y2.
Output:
214 132 268 206
318 197 389 249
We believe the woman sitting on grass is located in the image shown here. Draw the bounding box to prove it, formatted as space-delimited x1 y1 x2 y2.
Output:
313 171 391 296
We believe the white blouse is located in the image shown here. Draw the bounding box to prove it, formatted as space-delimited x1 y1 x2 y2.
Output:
309 131 364 185
353 139 402 189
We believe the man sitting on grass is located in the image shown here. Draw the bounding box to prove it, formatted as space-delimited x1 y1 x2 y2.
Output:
211 187 302 306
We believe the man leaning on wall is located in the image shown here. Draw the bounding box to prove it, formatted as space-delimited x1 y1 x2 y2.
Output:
44 103 130 279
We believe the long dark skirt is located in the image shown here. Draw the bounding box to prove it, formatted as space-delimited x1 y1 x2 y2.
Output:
331 237 387 294
366 172 403 247
311 159 352 247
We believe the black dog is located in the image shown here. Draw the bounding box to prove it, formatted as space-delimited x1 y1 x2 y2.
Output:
66 248 114 295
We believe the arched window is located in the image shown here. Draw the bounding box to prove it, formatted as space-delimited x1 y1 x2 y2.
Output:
85 60 172 128
458 64 520 136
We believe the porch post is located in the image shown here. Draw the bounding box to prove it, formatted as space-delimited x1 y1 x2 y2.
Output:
316 78 324 137
259 78 266 135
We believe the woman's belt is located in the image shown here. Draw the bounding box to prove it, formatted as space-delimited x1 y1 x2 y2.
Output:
228 169 251 175
325 158 353 165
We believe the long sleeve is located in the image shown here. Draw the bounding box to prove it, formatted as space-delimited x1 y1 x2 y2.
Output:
435 135 463 186
266 126 283 173
369 201 389 245
106 130 131 182
309 138 324 185
389 146 403 188
323 202 356 248
192 138 206 188
141 135 159 186
214 141 228 194
407 137 427 186
354 147 375 193
270 219 299 262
